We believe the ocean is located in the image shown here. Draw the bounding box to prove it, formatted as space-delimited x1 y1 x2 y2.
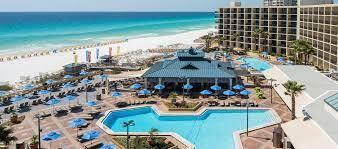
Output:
0 12 214 53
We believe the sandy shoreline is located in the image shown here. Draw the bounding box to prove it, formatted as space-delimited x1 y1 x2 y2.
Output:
0 28 214 84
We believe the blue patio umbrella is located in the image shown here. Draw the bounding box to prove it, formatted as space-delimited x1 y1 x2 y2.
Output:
47 98 61 113
99 74 108 79
42 131 61 141
223 90 235 96
62 83 74 89
233 84 245 90
200 90 212 95
154 84 165 90
183 84 193 90
64 95 77 106
38 90 50 95
81 78 92 84
130 83 142 90
69 118 87 128
240 90 251 96
0 91 6 97
47 98 61 105
22 84 35 90
86 101 97 107
46 79 57 85
10 95 24 106
210 85 221 91
79 70 89 76
99 144 117 149
81 130 101 140
111 92 122 98
138 89 151 95
63 75 74 79
277 57 284 62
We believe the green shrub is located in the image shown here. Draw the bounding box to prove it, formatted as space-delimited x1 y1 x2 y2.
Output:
0 85 13 91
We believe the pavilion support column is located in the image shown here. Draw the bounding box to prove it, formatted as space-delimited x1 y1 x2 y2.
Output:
175 82 178 91
159 78 162 94
215 78 218 85
229 78 233 89
144 78 148 89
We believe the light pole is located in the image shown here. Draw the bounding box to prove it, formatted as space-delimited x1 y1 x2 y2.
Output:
267 78 276 104
35 114 42 149
123 120 135 149
246 97 249 136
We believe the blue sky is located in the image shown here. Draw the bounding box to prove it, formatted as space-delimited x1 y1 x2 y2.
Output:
1 0 338 12
0 0 263 12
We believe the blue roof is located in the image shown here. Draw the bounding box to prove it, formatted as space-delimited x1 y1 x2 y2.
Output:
143 49 236 78
176 48 205 58
324 93 338 111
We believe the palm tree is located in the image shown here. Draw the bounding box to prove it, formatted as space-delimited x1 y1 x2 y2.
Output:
148 128 159 146
123 120 135 149
284 80 305 120
0 125 17 145
232 32 240 48
252 28 262 51
201 35 212 51
215 36 225 49
290 40 313 65
260 31 268 52
304 45 315 65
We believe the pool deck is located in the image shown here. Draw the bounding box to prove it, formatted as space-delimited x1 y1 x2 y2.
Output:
6 75 292 149
97 105 282 149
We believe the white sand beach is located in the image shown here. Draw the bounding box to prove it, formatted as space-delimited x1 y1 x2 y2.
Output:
0 28 214 84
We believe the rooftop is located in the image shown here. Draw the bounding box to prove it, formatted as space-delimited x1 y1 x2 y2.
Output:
304 91 338 145
142 49 236 78
276 65 338 99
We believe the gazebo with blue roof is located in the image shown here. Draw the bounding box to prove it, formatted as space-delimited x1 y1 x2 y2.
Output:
142 48 238 91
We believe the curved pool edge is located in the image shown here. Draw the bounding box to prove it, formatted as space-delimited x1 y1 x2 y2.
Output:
96 105 282 149
233 107 282 149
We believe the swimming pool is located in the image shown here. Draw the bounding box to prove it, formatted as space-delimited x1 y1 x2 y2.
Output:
239 57 272 71
101 107 278 149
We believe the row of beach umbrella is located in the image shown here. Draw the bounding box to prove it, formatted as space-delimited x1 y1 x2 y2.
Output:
128 83 251 97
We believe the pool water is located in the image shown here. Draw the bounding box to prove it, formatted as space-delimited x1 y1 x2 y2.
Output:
239 57 272 71
102 107 276 149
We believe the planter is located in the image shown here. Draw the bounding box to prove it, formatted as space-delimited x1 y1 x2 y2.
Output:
167 102 203 112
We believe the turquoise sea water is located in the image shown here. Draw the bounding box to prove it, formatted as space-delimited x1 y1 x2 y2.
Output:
103 107 276 149
0 12 214 53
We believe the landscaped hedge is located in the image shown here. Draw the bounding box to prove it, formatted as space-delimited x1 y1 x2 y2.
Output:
167 102 203 111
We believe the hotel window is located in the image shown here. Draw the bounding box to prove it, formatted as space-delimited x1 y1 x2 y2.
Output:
312 39 316 45
318 50 324 58
325 16 331 25
324 43 330 52
331 45 337 55
319 24 324 33
332 16 338 25
324 53 330 61
324 35 330 43
314 7 319 14
331 36 337 45
319 42 324 50
319 7 325 15
313 16 318 23
333 7 338 15
330 55 337 65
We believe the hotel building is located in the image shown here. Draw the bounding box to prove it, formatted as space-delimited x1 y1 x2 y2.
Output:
299 5 338 70
216 6 298 55
216 3 338 70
